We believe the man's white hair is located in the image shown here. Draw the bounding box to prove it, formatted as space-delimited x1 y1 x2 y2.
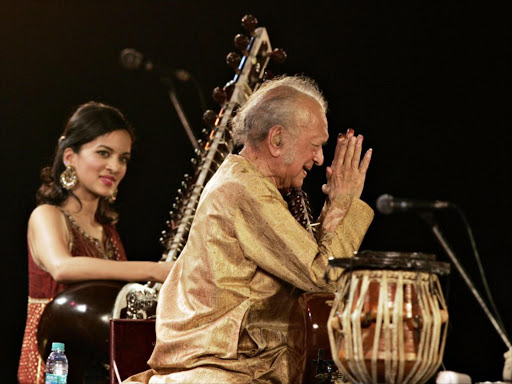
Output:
231 75 327 146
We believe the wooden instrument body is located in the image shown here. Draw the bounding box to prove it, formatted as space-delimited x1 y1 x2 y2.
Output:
37 281 124 383
289 292 340 384
109 318 156 384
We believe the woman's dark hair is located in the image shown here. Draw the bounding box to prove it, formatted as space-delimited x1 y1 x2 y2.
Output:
36 101 136 223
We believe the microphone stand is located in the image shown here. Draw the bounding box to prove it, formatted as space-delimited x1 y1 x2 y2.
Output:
419 212 512 350
160 76 199 150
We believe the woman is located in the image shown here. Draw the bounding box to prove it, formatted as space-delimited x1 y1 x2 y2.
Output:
18 101 173 384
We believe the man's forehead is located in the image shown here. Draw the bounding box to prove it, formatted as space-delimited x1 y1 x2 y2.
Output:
309 121 329 141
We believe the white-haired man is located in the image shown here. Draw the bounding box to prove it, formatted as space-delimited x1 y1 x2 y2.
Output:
126 75 374 384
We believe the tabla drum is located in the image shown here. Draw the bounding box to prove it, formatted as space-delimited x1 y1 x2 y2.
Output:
327 251 450 384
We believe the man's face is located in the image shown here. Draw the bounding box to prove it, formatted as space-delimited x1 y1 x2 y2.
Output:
278 98 328 189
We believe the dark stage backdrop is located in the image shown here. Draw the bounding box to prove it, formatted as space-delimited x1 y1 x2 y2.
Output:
2 2 509 382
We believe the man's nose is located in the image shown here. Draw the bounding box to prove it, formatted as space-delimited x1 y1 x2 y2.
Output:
314 147 324 166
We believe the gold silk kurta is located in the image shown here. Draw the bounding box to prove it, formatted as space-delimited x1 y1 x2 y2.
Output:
125 154 374 384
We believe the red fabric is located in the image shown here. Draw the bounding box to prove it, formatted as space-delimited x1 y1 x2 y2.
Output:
17 215 127 384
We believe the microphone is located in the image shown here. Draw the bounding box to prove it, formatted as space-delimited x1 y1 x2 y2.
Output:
119 48 191 82
376 193 454 215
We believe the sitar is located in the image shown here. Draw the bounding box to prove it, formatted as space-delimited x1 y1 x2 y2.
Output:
111 14 286 321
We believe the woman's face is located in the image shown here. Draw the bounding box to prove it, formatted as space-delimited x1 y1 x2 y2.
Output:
64 129 132 200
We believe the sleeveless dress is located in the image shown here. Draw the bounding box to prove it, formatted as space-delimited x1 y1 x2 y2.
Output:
17 209 127 384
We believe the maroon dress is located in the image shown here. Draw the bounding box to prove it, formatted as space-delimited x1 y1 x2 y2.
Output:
17 210 127 384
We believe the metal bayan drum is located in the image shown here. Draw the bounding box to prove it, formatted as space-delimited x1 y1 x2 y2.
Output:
327 251 450 384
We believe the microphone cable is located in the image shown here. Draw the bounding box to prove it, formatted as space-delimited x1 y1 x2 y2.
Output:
453 204 510 342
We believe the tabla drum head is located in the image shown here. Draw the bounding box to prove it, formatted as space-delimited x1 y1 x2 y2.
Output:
328 250 451 276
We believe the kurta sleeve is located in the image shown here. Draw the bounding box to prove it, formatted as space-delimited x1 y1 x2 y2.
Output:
233 179 374 292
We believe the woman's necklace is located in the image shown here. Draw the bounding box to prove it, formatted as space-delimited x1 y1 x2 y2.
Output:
59 208 117 260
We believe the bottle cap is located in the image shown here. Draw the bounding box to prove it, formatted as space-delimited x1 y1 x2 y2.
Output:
51 342 65 351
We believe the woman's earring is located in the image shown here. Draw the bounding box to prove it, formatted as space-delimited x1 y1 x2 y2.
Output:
108 189 118 203
60 165 78 190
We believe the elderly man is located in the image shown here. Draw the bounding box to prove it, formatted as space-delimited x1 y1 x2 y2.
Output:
125 75 374 383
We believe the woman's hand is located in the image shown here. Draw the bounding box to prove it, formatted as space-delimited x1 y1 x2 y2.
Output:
153 261 174 283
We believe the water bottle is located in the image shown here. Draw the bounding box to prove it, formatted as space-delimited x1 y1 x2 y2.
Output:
45 342 68 384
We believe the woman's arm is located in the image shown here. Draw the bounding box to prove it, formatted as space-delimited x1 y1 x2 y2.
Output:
28 204 173 283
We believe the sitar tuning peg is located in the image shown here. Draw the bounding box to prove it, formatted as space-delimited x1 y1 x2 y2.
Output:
212 87 227 105
226 52 242 72
234 34 250 53
241 14 258 34
269 48 287 64
203 109 218 128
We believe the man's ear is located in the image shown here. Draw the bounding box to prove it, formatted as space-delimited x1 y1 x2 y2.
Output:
268 125 284 157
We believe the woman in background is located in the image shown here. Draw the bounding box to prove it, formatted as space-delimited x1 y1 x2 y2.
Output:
18 101 172 384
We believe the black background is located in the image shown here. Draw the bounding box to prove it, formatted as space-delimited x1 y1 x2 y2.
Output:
2 1 509 382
